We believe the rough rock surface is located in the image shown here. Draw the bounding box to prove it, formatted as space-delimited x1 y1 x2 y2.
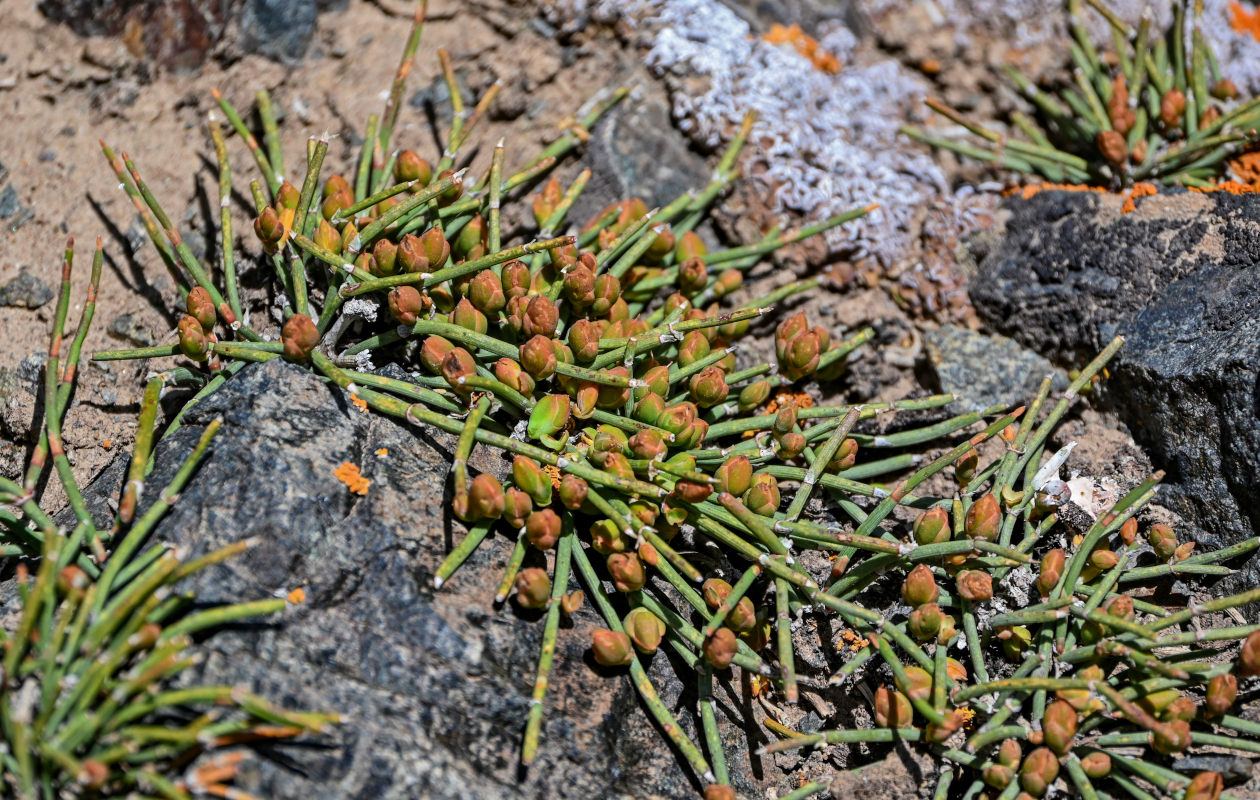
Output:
969 189 1260 593
76 359 697 799
37 0 345 69
921 325 1066 412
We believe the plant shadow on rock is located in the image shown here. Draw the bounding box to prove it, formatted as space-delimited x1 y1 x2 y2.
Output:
74 357 708 800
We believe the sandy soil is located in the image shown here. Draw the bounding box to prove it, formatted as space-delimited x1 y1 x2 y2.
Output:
0 0 660 494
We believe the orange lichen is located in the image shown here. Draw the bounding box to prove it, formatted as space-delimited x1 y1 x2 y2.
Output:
351 393 369 413
542 464 564 489
287 587 306 604
1121 182 1158 213
375 447 389 457
763 23 841 73
334 461 371 495
1228 149 1260 187
101 439 112 449
836 627 869 652
1230 0 1260 40
1192 178 1260 194
1005 183 1108 200
764 391 815 415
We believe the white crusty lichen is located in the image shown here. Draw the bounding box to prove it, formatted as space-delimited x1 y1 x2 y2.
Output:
546 0 974 266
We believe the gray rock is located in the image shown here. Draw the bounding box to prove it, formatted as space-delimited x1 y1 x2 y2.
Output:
75 358 699 800
0 271 55 309
922 325 1066 411
0 186 20 218
106 313 156 347
969 189 1260 595
238 0 318 65
570 87 712 229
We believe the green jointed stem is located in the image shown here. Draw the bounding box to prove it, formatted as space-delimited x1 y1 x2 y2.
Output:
521 530 574 764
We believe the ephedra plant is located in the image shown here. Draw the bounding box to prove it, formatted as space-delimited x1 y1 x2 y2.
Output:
4 1 1257 798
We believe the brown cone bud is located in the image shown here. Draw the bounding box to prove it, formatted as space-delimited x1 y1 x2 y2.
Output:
1160 88 1187 129
468 270 506 314
1042 700 1078 755
502 487 532 529
186 286 216 333
715 456 753 497
703 627 737 669
1019 747 1060 797
954 448 978 484
1238 629 1260 676
965 493 1001 541
1204 673 1237 717
420 335 455 374
494 358 535 396
742 473 780 516
440 347 478 391
395 149 432 185
591 274 621 317
984 764 1015 790
703 785 735 800
592 629 633 666
627 429 668 461
1148 523 1178 560
514 567 551 609
998 738 1022 768
623 607 666 653
914 506 951 546
908 602 943 641
956 570 993 603
388 286 426 326
689 366 729 408
678 256 708 296
873 685 914 728
281 313 319 362
451 298 487 334
902 564 940 607
518 335 557 381
777 432 806 459
1079 751 1110 779
925 708 966 743
896 665 933 701
633 393 666 426
737 380 772 411
177 314 211 361
1119 517 1138 545
606 552 646 593
677 331 711 368
253 206 285 252
521 296 559 338
276 181 300 210
322 174 351 199
590 519 626 555
1150 720 1192 754
558 474 588 510
1037 549 1066 597
1185 771 1224 800
524 508 563 551
513 456 552 506
1097 130 1128 166
465 474 505 521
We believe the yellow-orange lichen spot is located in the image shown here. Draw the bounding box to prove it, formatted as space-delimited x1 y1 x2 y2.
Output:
287 587 307 604
763 23 841 73
1230 0 1260 40
351 393 369 413
334 461 371 495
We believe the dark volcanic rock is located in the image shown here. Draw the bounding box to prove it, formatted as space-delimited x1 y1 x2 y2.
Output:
77 358 694 800
970 189 1260 593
